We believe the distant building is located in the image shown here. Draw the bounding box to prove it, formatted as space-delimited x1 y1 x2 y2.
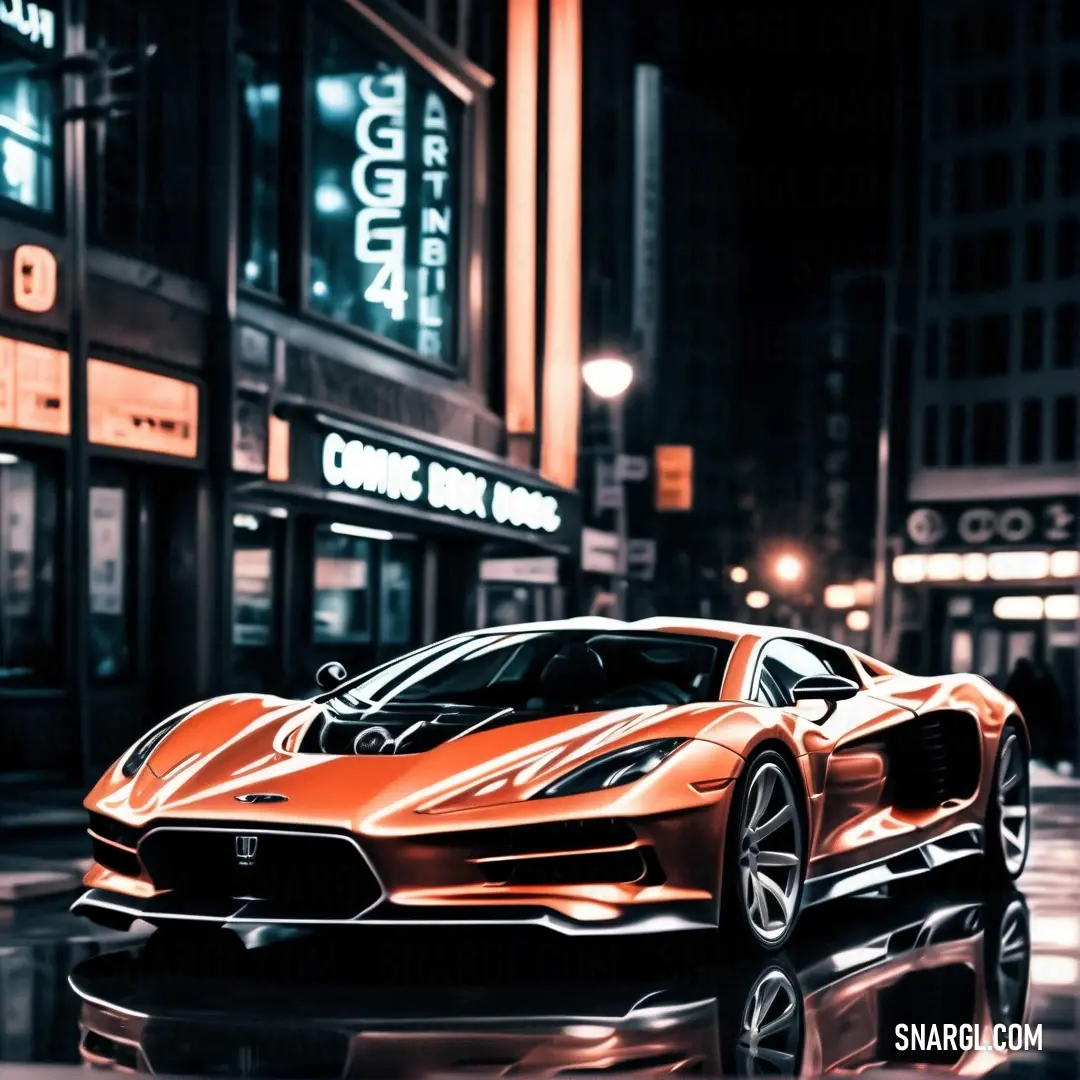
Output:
903 0 1079 760
577 0 739 618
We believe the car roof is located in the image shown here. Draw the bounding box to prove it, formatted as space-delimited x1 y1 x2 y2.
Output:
467 615 850 651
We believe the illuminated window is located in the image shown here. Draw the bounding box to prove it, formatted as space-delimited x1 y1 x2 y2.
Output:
238 0 281 293
232 514 275 648
307 10 464 366
313 525 372 644
0 30 56 213
0 451 60 685
86 0 206 274
88 481 131 679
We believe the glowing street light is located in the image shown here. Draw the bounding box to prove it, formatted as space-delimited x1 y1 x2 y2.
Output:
774 553 805 585
582 355 634 399
729 565 749 584
746 590 770 610
846 609 871 632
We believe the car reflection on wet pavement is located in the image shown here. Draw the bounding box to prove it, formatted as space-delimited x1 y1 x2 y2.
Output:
2 798 1079 1078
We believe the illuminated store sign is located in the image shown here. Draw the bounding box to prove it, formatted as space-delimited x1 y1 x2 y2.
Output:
309 13 461 368
321 430 562 536
0 1 55 50
906 499 1078 550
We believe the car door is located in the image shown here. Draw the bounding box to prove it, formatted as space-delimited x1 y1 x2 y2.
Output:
749 638 920 877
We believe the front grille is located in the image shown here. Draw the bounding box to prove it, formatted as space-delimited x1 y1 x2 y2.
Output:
137 829 382 919
91 835 142 878
88 811 141 849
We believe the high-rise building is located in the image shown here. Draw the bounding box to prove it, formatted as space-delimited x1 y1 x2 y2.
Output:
900 0 1079 762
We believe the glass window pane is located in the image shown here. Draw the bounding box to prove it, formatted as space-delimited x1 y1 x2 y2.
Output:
238 0 281 293
0 451 60 684
313 525 371 643
1054 396 1078 462
233 514 275 647
1020 398 1043 464
0 37 56 213
89 484 131 678
972 401 1008 465
379 548 413 646
308 11 464 366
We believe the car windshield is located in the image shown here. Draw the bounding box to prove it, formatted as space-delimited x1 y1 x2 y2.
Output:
327 630 733 712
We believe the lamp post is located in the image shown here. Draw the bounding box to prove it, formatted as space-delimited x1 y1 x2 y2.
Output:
48 4 156 782
583 354 634 618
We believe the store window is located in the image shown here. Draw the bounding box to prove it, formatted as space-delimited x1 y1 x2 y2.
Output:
86 0 206 275
238 0 281 293
379 547 414 646
0 13 57 214
307 9 465 366
313 525 372 643
232 513 275 647
88 482 131 678
0 451 60 684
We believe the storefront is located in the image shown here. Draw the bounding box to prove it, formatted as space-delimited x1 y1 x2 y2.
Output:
0 233 215 780
226 408 580 696
893 497 1080 767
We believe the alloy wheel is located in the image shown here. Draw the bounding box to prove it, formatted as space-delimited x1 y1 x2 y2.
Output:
735 967 802 1075
993 899 1030 1024
738 762 803 945
996 732 1030 876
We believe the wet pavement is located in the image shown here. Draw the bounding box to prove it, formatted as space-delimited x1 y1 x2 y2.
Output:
1 792 1078 1078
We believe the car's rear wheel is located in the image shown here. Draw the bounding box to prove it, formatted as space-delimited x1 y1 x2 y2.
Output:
722 750 806 952
985 722 1031 882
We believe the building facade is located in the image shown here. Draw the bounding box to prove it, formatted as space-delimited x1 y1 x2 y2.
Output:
0 0 583 783
900 0 1080 762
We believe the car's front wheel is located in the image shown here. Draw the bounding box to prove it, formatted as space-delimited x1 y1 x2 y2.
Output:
722 750 806 952
985 722 1031 882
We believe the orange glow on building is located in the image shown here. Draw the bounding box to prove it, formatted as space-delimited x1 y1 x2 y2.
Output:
504 0 539 448
0 337 70 435
539 0 582 489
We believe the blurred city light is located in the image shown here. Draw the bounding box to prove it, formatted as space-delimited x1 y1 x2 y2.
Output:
846 609 871 631
852 578 875 606
774 553 804 584
1046 594 1080 620
729 565 749 584
0 451 20 465
993 596 1046 620
330 522 395 541
745 590 770 609
1050 550 1080 578
582 356 633 399
824 584 855 609
988 551 1051 581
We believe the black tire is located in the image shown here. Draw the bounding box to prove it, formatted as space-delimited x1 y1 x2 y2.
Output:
721 750 807 953
985 723 1031 883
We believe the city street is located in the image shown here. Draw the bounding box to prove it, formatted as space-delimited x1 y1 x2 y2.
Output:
2 780 1079 1078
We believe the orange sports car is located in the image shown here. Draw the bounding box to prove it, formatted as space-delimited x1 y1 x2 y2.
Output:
74 617 1032 951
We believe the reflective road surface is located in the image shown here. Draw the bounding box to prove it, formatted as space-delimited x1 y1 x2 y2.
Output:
2 794 1079 1079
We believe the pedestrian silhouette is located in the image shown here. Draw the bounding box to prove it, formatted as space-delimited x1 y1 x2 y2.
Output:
1033 662 1065 769
1005 658 1044 761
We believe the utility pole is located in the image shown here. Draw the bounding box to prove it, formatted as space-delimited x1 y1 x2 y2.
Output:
51 1 156 782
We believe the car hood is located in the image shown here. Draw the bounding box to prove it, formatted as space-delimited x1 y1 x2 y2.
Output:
87 693 748 835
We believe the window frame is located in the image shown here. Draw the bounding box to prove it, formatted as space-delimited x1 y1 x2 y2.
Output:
748 637 864 709
256 0 492 382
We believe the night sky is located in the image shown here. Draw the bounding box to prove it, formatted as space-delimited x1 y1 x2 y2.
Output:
662 0 917 321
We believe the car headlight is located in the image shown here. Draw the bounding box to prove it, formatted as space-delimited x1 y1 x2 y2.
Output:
120 704 201 778
532 738 688 799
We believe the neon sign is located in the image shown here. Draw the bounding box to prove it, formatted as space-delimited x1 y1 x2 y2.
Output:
0 1 55 50
321 431 562 536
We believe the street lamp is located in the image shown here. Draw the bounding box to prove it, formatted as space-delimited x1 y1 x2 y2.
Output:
583 353 634 618
774 553 805 585
582 355 634 399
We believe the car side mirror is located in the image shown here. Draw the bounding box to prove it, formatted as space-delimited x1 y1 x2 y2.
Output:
791 674 860 721
315 661 348 690
792 674 860 705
